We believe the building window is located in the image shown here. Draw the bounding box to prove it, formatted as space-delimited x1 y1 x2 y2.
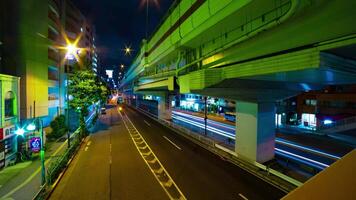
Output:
305 99 317 106
5 91 15 118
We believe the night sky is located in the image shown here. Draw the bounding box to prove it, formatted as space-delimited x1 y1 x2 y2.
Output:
73 0 173 74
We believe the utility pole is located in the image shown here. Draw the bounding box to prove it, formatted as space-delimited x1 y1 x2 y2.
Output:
146 0 149 39
39 119 46 185
204 96 207 135
66 64 70 148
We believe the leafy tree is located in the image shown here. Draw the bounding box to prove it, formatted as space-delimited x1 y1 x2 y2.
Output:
68 69 108 137
49 115 67 139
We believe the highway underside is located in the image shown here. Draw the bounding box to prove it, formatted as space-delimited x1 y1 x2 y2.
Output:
49 105 285 200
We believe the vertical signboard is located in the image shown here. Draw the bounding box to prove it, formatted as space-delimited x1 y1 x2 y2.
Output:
0 140 5 169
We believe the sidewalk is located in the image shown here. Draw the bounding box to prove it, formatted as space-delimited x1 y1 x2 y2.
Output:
0 135 69 200
0 111 97 200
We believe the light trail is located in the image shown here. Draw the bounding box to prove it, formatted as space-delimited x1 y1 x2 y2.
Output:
172 111 235 131
173 111 337 170
275 148 329 170
172 114 235 139
276 138 341 160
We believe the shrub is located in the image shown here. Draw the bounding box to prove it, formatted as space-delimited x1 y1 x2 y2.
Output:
49 115 68 139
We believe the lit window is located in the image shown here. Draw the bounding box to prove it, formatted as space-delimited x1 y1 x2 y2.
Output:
5 91 15 118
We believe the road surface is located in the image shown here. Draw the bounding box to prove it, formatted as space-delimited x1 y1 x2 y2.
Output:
49 105 285 200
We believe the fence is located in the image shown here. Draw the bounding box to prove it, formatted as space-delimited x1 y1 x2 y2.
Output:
33 111 97 200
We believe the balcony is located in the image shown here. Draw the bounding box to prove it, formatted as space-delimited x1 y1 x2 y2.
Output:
48 99 60 108
48 48 60 63
48 0 60 14
48 18 60 34
48 80 59 88
48 10 59 24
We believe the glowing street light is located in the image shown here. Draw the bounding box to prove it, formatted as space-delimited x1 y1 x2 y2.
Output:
124 46 132 56
120 64 124 69
65 44 80 61
26 123 36 131
15 119 46 185
15 128 25 136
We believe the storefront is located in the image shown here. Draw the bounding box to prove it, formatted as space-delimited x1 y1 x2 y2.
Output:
0 74 21 169
301 113 317 129
0 125 17 167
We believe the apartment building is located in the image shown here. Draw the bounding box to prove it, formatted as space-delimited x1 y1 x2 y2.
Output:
0 0 97 127
0 75 20 169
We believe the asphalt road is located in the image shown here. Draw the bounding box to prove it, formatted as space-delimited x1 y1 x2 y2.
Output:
171 109 344 170
49 105 285 200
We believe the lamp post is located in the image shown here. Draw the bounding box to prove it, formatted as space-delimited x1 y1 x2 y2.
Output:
16 118 46 185
64 44 79 148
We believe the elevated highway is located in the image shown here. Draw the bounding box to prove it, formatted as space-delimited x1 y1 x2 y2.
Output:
121 0 356 163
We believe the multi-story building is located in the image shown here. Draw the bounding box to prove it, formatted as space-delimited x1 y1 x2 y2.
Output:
51 0 97 126
275 85 356 131
0 0 96 127
296 85 356 128
0 74 20 169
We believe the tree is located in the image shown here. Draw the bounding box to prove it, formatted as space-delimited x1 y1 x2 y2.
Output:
49 115 67 139
68 69 108 137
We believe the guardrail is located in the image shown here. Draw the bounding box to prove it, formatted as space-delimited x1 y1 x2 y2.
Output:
318 115 356 131
132 106 303 193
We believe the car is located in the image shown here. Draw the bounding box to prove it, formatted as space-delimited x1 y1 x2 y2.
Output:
101 107 106 114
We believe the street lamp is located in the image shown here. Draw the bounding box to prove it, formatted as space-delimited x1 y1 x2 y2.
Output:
64 43 79 148
140 0 160 38
15 128 25 136
26 123 36 131
16 119 46 185
124 46 132 56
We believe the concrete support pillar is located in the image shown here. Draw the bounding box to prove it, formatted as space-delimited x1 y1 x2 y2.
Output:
158 93 172 121
235 101 275 163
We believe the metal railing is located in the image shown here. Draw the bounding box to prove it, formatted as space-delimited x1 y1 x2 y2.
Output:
318 115 356 131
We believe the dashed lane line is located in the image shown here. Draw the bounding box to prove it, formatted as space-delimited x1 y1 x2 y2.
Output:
144 120 151 126
239 193 249 200
163 136 182 151
118 109 186 200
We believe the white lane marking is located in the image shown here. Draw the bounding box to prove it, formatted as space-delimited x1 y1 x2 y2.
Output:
119 110 186 200
85 146 89 151
144 120 151 126
239 193 248 200
163 136 182 151
87 141 92 146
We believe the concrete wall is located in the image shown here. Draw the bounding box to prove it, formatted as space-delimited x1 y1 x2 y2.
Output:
282 150 356 200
